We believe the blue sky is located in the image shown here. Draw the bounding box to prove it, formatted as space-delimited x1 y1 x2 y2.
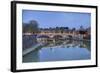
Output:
22 10 91 29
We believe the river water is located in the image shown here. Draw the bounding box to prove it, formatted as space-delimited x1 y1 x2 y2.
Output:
23 39 91 63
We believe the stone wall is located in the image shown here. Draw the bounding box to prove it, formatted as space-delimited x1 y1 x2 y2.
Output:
23 35 37 50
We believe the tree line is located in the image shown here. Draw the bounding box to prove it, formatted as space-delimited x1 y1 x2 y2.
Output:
23 20 90 35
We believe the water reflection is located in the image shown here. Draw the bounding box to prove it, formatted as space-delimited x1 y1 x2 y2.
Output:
43 39 90 51
23 38 91 63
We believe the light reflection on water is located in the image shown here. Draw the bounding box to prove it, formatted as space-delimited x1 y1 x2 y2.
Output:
23 39 91 63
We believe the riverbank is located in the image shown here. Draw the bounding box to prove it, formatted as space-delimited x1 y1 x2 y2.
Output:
23 43 42 56
23 43 48 56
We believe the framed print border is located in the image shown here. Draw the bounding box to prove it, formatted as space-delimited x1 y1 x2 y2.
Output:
11 1 98 72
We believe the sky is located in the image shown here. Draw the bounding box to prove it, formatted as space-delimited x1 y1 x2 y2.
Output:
22 10 91 29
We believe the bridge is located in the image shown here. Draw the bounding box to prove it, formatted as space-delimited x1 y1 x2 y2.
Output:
36 32 83 39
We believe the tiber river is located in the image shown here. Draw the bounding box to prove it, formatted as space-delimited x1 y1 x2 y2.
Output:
23 35 91 63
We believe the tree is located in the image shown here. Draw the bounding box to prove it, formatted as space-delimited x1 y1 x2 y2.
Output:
55 27 59 33
65 27 69 30
79 26 86 34
23 20 39 34
72 28 76 31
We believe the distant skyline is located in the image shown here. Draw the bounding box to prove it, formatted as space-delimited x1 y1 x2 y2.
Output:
22 10 91 29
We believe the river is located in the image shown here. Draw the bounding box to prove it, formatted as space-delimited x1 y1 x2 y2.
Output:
23 38 91 63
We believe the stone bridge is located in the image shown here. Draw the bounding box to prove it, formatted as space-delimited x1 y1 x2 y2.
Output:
37 32 81 39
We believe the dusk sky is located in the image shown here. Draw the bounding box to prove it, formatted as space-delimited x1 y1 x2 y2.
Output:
22 10 91 29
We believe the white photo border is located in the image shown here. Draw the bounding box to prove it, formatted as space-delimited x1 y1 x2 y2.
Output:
11 1 98 72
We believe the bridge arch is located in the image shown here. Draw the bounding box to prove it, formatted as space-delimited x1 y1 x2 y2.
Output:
37 35 50 38
67 35 73 39
52 35 63 39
